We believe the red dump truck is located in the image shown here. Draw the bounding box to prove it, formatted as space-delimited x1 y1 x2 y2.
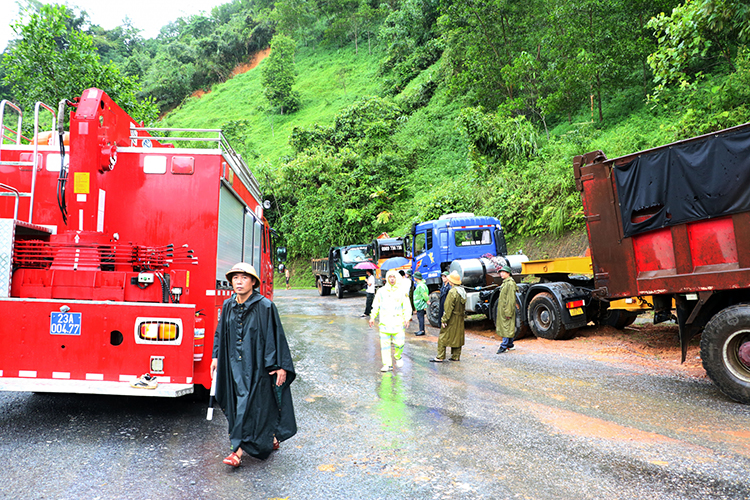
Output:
574 123 750 404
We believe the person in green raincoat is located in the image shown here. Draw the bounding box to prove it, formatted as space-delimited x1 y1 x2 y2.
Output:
495 265 518 353
412 271 428 336
211 263 297 467
430 270 466 362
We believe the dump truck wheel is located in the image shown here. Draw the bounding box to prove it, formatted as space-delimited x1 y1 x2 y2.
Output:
604 309 639 329
317 277 331 296
515 309 531 340
489 295 530 340
701 305 750 404
427 291 441 327
527 292 575 340
335 279 345 299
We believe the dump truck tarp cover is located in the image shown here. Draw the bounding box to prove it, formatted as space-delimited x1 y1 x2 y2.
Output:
614 124 750 238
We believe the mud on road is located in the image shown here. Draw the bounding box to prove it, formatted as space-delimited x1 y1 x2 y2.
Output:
462 313 707 380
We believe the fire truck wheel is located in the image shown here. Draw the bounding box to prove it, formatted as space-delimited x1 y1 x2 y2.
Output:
701 305 750 404
190 384 210 401
317 277 331 296
335 279 345 299
427 291 441 327
527 292 574 340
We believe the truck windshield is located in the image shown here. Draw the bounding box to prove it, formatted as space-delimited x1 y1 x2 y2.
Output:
454 229 492 246
342 247 369 263
378 244 403 260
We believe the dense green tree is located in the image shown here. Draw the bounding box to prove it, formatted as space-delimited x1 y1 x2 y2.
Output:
646 0 750 135
141 53 196 112
272 0 322 43
261 34 300 114
379 0 442 94
324 0 382 53
1 4 157 124
648 0 750 90
90 18 145 66
439 0 536 109
458 106 539 176
274 97 410 257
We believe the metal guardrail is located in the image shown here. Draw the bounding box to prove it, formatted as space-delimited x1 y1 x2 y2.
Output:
131 127 263 204
0 99 56 224
0 100 23 145
0 183 20 220
29 102 56 224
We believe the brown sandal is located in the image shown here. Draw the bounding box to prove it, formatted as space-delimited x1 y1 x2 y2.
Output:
223 452 241 467
273 437 280 450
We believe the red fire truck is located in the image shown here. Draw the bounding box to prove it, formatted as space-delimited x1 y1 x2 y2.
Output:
0 88 274 397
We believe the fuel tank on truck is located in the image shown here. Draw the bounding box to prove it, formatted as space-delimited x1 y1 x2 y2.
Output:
449 254 529 287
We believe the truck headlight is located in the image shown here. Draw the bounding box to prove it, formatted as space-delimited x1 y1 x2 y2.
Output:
343 269 350 277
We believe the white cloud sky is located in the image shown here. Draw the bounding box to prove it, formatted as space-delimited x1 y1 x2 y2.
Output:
1 0 231 52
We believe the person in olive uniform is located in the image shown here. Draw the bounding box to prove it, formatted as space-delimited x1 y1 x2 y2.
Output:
496 265 518 353
430 271 466 362
211 263 297 467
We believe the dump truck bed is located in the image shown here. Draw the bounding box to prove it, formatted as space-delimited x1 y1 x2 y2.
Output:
574 123 750 299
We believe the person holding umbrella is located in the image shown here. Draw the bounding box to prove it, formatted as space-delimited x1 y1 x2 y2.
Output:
354 261 378 317
363 269 375 317
369 269 412 372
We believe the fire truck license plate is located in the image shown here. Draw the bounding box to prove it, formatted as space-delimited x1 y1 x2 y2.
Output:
50 312 82 335
568 307 583 316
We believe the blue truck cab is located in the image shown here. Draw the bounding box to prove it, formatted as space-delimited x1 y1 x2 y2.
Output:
406 213 507 292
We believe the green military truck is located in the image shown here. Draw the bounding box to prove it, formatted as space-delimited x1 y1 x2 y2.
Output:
312 244 371 298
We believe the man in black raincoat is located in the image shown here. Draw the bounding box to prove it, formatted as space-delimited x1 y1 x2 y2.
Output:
210 262 296 466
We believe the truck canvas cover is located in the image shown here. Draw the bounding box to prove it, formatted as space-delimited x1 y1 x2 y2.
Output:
614 124 750 238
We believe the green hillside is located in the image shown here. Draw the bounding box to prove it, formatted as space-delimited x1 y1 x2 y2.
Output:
4 0 749 268
161 44 384 164
159 32 750 263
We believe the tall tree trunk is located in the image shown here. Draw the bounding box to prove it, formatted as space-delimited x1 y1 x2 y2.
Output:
595 72 603 123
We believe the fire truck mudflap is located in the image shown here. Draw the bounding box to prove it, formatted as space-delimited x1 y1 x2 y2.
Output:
0 298 195 397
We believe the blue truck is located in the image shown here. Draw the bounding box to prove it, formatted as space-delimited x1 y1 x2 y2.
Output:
404 213 528 327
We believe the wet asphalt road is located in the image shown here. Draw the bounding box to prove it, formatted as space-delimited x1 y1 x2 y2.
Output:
1 288 749 500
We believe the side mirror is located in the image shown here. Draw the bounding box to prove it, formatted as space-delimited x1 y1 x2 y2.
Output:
277 247 287 262
495 227 507 256
403 235 412 258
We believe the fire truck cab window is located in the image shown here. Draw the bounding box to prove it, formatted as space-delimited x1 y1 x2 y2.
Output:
243 210 255 266
455 229 491 246
253 220 262 269
217 187 244 284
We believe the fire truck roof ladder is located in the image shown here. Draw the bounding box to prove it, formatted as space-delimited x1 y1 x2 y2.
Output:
0 99 57 224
